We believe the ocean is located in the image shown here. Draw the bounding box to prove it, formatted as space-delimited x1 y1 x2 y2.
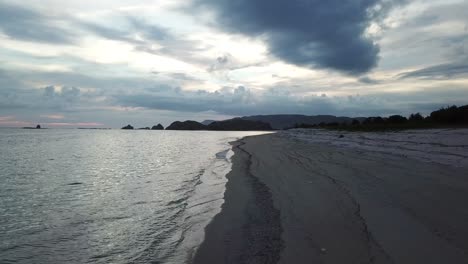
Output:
0 129 267 264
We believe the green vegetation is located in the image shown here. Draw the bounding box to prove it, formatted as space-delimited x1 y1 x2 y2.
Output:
292 105 468 131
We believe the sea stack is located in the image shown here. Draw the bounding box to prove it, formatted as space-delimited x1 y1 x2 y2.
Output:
36 124 41 129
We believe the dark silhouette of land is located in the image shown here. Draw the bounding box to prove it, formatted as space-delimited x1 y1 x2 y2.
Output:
23 124 42 129
120 104 467 132
165 119 273 131
122 124 164 130
151 124 164 130
208 119 273 131
166 120 207 130
292 105 468 131
238 115 365 130
201 120 217 126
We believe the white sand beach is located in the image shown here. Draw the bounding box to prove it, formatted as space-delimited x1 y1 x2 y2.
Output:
194 129 468 264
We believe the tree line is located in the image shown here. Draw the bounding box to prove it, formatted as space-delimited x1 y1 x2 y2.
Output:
293 104 468 131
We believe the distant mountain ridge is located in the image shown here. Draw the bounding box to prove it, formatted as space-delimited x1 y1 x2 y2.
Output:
240 115 365 130
208 119 272 131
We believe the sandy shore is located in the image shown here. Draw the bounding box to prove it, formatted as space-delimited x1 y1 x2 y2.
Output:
193 131 468 264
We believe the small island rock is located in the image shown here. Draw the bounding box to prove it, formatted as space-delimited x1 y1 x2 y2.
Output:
122 124 134 130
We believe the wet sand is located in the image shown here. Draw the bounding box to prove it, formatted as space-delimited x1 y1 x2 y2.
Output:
193 131 468 264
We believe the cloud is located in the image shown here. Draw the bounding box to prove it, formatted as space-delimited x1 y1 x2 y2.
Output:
207 53 264 73
77 13 212 66
0 116 14 121
0 2 73 44
0 69 27 91
114 86 468 116
208 53 232 72
398 62 468 80
192 0 405 74
40 114 65 120
79 16 169 44
0 118 32 127
117 85 327 115
79 22 134 43
126 17 170 41
2 0 468 127
358 76 380 84
41 122 104 127
0 78 91 112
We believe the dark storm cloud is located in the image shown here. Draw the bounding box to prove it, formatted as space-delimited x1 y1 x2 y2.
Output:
192 0 405 74
0 2 73 44
398 62 468 80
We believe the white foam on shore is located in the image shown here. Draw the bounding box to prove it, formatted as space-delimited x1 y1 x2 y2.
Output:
282 128 468 168
177 147 234 263
173 132 271 264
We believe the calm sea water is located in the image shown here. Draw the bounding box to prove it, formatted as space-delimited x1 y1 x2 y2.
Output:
0 129 267 264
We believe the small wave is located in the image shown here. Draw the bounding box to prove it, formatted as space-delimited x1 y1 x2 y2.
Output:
169 147 235 263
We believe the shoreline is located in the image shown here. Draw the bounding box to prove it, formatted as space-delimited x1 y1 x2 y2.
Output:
193 132 468 263
192 138 283 264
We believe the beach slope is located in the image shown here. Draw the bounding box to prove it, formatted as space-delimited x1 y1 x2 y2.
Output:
194 131 468 264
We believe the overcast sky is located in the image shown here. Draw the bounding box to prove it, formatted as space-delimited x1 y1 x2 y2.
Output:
0 0 467 128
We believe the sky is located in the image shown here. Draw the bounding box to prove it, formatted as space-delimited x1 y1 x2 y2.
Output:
0 0 467 128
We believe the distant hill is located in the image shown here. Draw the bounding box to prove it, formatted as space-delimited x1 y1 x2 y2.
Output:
208 119 272 131
201 120 217 126
166 121 206 130
165 119 273 131
241 115 365 130
151 124 164 130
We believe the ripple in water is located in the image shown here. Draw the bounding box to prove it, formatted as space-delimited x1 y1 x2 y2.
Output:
0 129 269 264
